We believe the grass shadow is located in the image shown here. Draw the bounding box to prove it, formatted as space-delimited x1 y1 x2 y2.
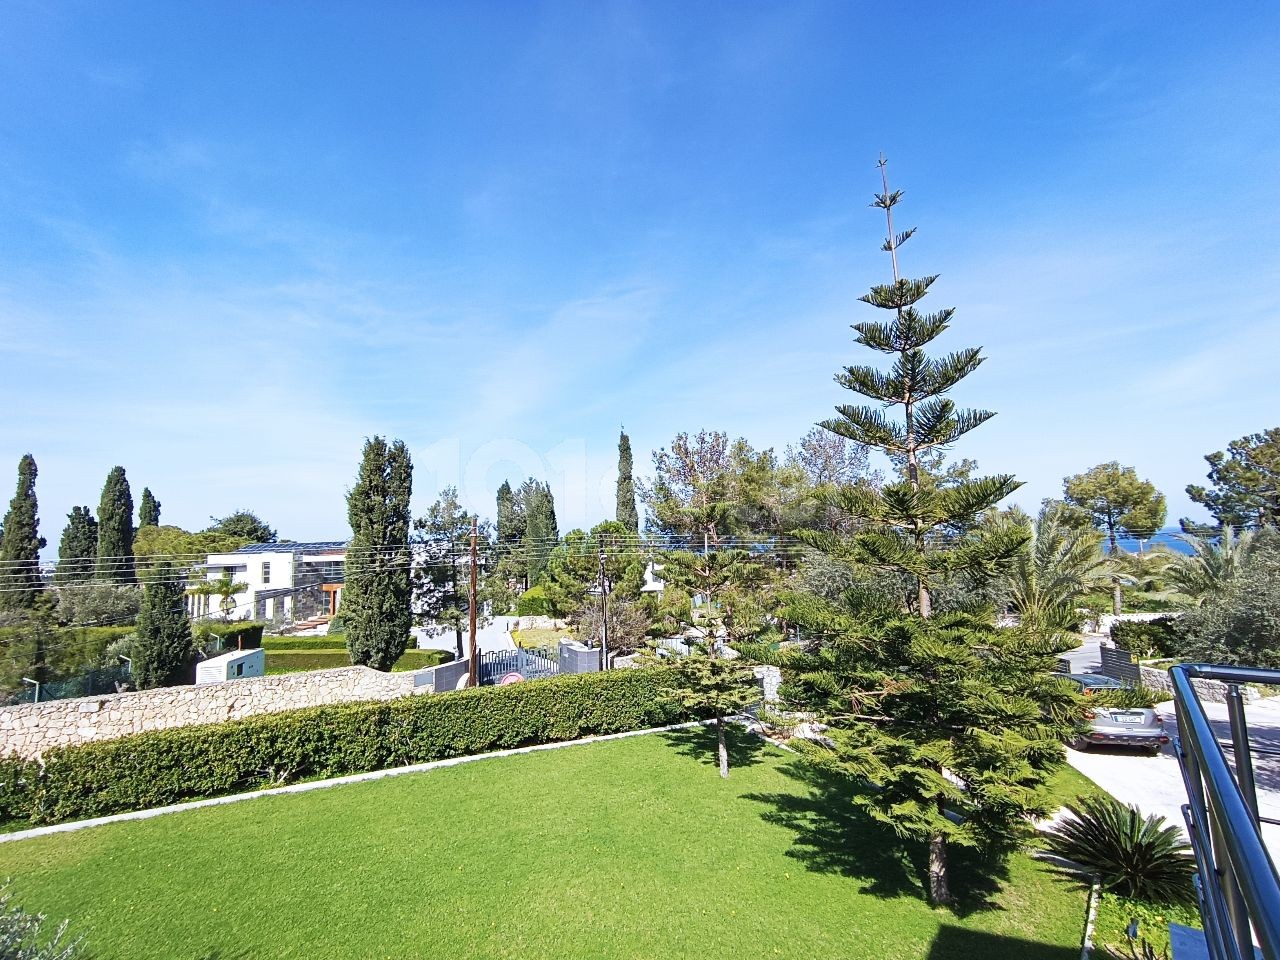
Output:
926 924 1079 960
659 724 768 772
744 759 1014 918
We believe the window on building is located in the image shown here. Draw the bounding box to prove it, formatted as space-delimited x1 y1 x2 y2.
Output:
262 561 271 584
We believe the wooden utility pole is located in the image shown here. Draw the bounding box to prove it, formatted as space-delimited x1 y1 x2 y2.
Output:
468 516 479 688
598 545 608 672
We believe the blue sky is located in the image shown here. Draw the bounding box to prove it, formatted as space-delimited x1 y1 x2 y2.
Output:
2 2 1278 545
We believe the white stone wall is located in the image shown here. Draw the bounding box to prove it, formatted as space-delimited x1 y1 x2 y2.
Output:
0 667 421 760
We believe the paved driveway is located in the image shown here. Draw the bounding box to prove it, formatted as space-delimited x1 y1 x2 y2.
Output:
412 615 520 655
1064 695 1280 855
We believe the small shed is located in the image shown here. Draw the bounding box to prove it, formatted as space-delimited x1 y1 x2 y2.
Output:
196 648 266 685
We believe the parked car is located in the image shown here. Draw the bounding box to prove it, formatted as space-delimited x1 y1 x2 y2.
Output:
1060 672 1128 694
1058 674 1169 754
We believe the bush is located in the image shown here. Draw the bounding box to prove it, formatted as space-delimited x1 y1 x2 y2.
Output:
1092 892 1200 960
0 668 686 828
1177 530 1280 667
516 585 553 617
262 633 347 651
193 621 266 651
0 883 85 959
1044 795 1196 904
53 583 142 628
1110 617 1186 659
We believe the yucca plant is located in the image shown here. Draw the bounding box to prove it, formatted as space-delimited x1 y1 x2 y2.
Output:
1045 796 1196 904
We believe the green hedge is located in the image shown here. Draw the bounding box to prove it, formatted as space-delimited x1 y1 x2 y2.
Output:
0 668 685 828
516 585 553 617
1110 617 1186 659
261 633 349 651
194 621 266 650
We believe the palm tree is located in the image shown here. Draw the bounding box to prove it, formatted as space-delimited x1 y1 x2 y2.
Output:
997 504 1108 634
187 575 249 619
1161 528 1256 604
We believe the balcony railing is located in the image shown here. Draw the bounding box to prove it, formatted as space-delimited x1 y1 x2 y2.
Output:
1172 663 1280 960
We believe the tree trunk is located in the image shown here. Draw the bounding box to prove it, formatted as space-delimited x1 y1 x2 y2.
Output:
716 712 730 779
455 625 464 661
928 831 952 906
1109 528 1122 617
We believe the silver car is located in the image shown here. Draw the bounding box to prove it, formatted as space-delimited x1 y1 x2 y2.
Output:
1072 703 1169 754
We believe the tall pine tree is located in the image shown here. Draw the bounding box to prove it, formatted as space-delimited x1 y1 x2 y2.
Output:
55 506 99 584
96 466 136 583
344 437 414 671
0 454 46 611
616 429 639 533
783 160 1062 908
138 487 161 527
133 561 193 689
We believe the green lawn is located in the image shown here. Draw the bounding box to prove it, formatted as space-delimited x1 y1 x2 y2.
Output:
512 627 571 648
1044 761 1105 808
0 730 1087 960
263 646 451 674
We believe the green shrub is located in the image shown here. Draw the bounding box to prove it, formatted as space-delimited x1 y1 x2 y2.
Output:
0 668 685 828
1092 892 1200 960
1110 617 1185 659
0 883 85 958
516 585 553 617
1044 795 1195 904
193 621 266 651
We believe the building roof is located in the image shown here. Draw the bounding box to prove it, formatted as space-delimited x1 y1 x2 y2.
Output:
234 541 348 555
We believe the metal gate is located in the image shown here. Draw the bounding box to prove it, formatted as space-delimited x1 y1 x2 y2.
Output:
478 647 559 685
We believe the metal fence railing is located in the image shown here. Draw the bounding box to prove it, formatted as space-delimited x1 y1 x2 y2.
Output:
1172 663 1280 960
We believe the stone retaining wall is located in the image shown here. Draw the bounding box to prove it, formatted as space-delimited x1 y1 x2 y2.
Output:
1138 664 1257 704
1 667 422 760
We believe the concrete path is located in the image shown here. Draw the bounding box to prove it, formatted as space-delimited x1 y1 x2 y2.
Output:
412 615 522 655
1061 632 1106 673
1065 695 1280 855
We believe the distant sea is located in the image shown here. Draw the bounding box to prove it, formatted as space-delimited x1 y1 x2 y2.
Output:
1111 528 1195 556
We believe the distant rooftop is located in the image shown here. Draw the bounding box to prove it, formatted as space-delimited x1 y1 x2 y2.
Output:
233 541 348 555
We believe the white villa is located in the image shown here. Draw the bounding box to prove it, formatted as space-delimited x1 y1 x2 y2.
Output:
186 541 347 624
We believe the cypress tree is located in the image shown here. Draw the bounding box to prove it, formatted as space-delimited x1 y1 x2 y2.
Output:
521 480 559 586
138 487 161 527
496 481 522 544
616 429 639 533
344 437 414 671
55 506 99 584
0 454 46 611
96 466 136 583
133 561 193 689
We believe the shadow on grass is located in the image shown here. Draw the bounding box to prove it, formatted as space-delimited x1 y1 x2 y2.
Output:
926 925 1079 960
658 724 768 773
743 760 1015 918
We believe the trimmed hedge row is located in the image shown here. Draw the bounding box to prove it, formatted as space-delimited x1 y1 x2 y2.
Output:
1110 617 1185 659
0 668 685 828
195 621 266 650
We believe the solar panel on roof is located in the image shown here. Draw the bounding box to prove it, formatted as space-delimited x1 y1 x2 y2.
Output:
233 541 348 554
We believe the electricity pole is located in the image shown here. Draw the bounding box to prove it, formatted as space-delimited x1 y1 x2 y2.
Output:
468 516 479 688
598 545 608 672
